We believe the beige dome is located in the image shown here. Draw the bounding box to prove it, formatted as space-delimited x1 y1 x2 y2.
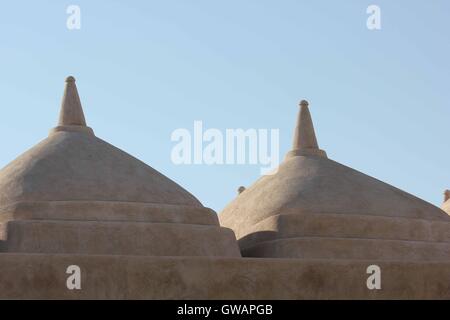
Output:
221 155 448 234
220 100 450 260
0 76 240 257
0 77 199 208
0 130 201 208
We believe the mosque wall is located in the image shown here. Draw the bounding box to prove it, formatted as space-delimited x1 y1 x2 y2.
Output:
0 254 449 299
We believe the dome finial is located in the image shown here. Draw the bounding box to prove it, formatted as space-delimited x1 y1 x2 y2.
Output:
58 76 87 127
285 99 327 159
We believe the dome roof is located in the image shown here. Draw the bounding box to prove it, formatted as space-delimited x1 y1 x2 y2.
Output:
0 132 201 207
0 76 201 210
219 100 450 259
0 76 240 258
220 154 447 239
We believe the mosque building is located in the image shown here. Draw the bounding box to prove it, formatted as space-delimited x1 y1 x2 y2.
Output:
0 77 449 299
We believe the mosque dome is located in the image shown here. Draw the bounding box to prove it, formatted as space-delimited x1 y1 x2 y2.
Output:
219 100 450 260
0 76 240 257
0 76 200 207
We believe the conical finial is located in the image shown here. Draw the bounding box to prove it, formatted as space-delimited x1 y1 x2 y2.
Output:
58 76 86 126
293 100 319 150
286 99 326 159
50 76 94 135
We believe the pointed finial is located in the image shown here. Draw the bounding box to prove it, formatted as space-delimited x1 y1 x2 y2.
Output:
285 99 327 159
59 76 86 126
49 76 94 135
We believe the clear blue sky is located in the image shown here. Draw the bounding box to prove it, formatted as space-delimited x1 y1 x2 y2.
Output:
0 1 449 212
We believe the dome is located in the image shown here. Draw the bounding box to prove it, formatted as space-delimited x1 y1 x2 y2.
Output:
0 129 201 208
220 100 450 260
0 76 240 257
0 77 199 208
